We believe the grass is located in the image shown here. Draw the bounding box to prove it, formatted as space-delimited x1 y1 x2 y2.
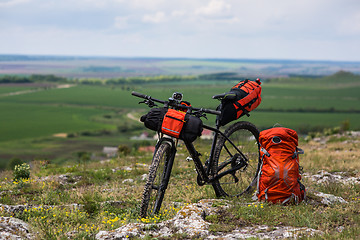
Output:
0 102 114 142
0 86 34 94
249 111 360 133
0 132 359 239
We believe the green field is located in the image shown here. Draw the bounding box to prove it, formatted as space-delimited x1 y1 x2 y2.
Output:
2 82 359 111
0 86 34 94
0 72 359 168
0 102 114 142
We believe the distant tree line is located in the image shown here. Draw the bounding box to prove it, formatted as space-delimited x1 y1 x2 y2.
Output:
0 74 68 83
79 73 251 85
0 72 260 85
77 75 198 85
0 75 32 83
197 72 245 81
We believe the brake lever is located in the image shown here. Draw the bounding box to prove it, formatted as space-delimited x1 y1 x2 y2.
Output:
138 100 158 108
148 100 158 108
194 111 207 120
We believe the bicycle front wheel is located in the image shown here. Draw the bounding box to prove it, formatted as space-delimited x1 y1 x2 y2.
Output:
212 121 260 197
140 141 172 218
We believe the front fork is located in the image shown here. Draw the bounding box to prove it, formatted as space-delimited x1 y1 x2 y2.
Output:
154 137 177 194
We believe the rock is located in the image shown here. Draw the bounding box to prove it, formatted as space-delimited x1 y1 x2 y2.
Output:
140 174 148 181
0 203 82 216
58 174 82 185
95 199 323 240
96 199 229 239
208 225 323 239
0 204 28 215
121 166 132 171
312 192 348 205
121 179 134 184
0 217 34 240
97 223 144 239
303 170 360 185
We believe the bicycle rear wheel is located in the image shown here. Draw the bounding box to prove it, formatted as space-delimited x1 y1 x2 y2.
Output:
140 141 172 218
212 121 260 197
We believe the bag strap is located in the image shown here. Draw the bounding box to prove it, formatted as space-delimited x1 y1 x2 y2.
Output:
292 147 304 159
232 79 249 90
233 101 251 117
165 114 186 122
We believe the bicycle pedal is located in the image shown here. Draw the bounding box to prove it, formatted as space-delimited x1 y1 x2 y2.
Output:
186 156 193 161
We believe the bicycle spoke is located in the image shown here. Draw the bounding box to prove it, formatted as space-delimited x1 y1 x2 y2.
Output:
212 121 260 197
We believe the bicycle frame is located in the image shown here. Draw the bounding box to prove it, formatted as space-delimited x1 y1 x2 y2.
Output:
131 90 251 186
176 123 250 186
134 91 261 217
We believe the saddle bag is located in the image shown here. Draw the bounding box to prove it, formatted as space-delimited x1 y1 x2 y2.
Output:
218 79 262 126
256 127 306 204
140 108 203 142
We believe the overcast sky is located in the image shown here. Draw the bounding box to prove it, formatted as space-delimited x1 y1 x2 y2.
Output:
1 0 360 61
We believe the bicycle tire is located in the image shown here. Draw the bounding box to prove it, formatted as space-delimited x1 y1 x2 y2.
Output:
140 141 172 218
211 121 260 197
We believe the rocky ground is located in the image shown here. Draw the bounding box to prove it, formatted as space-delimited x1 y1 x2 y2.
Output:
1 132 359 239
1 169 357 239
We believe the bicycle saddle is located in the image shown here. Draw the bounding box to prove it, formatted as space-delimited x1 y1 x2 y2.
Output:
212 92 237 101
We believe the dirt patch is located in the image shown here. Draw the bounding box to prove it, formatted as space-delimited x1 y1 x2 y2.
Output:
53 133 68 138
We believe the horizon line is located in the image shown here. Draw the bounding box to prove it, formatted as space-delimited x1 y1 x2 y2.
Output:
1 53 360 64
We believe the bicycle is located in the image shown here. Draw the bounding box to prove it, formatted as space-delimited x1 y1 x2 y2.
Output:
132 91 261 218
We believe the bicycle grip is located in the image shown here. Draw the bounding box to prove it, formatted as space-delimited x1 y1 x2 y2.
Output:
131 91 147 99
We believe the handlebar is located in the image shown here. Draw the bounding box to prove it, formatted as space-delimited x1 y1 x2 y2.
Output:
131 91 148 99
131 91 221 116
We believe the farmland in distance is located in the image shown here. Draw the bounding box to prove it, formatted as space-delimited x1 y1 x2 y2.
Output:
0 56 359 169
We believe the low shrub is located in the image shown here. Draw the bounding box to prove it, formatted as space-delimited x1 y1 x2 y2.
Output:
13 163 30 180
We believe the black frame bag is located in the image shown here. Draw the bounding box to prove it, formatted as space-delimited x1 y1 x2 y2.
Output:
140 108 203 143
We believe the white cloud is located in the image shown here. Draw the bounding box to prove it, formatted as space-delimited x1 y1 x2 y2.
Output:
171 10 186 17
114 16 129 29
1 0 360 60
195 0 231 16
337 11 360 35
0 0 30 7
142 11 166 23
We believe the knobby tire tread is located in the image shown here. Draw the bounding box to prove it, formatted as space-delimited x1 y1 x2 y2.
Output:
140 142 171 218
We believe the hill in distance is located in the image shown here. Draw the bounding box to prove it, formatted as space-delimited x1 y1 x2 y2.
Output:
1 54 360 78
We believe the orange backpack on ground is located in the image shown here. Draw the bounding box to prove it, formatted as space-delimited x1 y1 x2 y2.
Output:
257 127 306 204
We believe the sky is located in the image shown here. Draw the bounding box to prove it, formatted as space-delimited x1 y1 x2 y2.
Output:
1 0 360 61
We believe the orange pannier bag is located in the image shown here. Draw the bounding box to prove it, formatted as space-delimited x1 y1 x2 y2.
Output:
161 109 186 139
218 79 262 126
231 79 262 119
257 127 306 204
